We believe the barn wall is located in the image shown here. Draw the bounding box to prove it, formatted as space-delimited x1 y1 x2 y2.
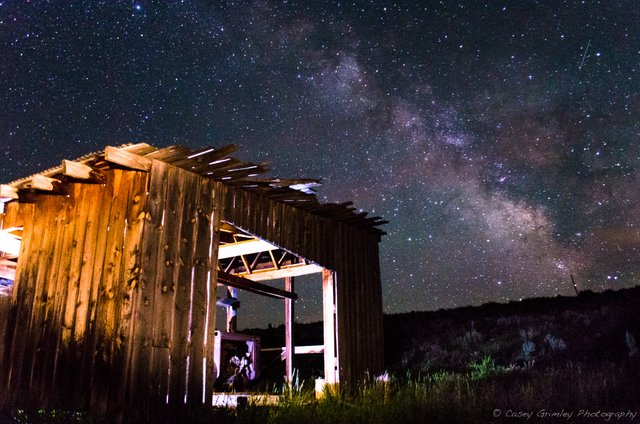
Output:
126 160 220 409
214 181 384 384
1 156 384 413
1 169 149 413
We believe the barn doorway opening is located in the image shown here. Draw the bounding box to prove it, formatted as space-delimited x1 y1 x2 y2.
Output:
213 221 338 393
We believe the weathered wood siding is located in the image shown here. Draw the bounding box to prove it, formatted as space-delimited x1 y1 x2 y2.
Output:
214 180 384 385
1 156 383 413
1 170 149 413
126 160 219 409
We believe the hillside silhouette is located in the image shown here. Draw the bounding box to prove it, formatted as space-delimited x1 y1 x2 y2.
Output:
247 286 640 380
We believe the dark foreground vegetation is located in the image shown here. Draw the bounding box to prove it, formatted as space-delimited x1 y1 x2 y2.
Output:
3 287 640 423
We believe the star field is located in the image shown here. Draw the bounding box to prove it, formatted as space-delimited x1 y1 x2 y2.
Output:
1 1 639 327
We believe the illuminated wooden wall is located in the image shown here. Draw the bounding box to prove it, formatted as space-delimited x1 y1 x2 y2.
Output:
0 152 383 414
1 170 149 413
126 160 220 409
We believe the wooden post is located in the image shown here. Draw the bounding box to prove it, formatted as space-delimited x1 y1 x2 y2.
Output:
226 286 237 332
284 276 294 384
322 270 338 385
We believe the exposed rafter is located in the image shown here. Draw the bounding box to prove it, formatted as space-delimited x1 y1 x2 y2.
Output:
0 185 18 200
236 263 324 282
105 146 152 171
30 175 60 191
62 159 94 180
217 271 297 300
217 238 280 259
3 143 387 236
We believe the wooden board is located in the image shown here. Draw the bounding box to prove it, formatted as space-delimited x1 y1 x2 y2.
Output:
128 160 169 406
168 167 197 405
185 176 217 406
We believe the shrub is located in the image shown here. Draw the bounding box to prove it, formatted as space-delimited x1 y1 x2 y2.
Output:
520 340 536 360
544 333 567 351
468 356 502 380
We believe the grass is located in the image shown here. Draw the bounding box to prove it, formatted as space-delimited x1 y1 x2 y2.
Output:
7 359 638 423
256 360 640 424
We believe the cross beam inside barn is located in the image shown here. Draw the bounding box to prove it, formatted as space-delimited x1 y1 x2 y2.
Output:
0 143 386 416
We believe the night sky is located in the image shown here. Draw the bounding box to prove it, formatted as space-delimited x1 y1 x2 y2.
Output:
1 1 639 327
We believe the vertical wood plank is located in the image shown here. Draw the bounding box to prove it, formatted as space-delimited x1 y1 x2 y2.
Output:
169 168 197 405
284 276 294 384
110 170 148 414
71 183 105 409
151 164 184 405
3 199 40 401
69 184 103 344
52 183 92 406
206 179 222 403
322 269 337 385
33 193 73 405
187 176 217 405
82 175 115 410
91 169 136 414
129 160 169 407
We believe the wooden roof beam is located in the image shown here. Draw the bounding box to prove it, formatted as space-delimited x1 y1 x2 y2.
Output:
267 191 314 201
121 143 158 155
175 144 239 171
204 158 244 176
143 145 191 162
213 164 270 181
31 174 60 191
62 159 95 180
105 146 152 171
217 271 297 300
0 185 18 200
236 263 324 282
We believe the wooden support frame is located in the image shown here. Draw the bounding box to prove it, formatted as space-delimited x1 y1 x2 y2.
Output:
322 269 339 385
218 238 279 259
237 263 323 282
226 286 238 332
275 345 325 361
268 250 280 269
284 277 294 384
217 271 297 300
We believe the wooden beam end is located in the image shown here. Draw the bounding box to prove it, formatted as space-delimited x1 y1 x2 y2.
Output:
105 146 152 171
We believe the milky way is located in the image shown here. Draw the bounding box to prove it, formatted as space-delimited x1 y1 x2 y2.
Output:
1 1 639 326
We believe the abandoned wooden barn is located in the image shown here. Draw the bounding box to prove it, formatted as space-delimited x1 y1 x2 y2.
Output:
0 143 386 413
